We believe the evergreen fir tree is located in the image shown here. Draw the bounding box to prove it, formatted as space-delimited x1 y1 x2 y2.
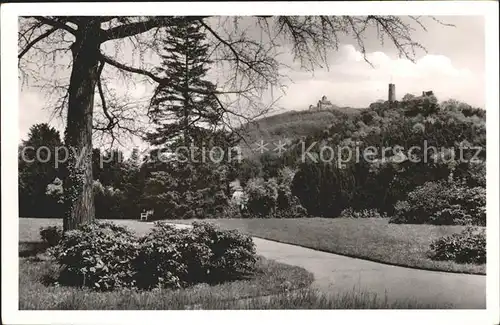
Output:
147 17 223 149
143 17 234 219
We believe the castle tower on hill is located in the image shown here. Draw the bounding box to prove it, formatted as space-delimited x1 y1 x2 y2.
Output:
388 83 396 102
309 95 334 111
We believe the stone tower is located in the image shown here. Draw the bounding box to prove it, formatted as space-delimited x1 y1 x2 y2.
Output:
388 83 396 102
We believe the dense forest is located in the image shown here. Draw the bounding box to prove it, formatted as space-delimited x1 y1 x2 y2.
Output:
19 94 486 226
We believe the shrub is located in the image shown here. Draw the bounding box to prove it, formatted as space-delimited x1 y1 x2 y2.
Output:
134 222 212 289
428 227 486 264
277 182 296 210
464 161 486 187
45 177 64 204
220 203 245 219
135 222 256 289
50 221 139 291
390 180 485 226
270 204 309 219
50 221 257 291
245 178 279 217
191 221 257 282
236 158 263 186
39 226 63 247
339 208 385 219
236 167 309 219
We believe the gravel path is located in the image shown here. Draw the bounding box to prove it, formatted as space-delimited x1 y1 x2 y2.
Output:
167 223 485 309
252 237 485 309
19 219 486 308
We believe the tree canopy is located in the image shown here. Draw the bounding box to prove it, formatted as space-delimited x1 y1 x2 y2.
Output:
18 15 451 229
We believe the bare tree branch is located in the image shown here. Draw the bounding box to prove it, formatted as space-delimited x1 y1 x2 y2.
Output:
19 15 452 151
100 51 255 97
18 26 58 59
96 61 116 131
100 52 164 83
32 16 77 35
201 20 280 86
99 17 185 41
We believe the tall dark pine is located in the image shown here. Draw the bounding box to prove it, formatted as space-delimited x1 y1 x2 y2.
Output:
147 18 223 148
18 16 439 230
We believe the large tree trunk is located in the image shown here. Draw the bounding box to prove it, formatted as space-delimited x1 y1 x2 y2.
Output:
63 23 101 231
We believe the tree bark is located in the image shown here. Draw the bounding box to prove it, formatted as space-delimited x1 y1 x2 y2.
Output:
63 22 101 231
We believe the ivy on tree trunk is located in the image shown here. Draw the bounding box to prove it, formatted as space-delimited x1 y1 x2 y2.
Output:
63 22 100 230
17 15 445 230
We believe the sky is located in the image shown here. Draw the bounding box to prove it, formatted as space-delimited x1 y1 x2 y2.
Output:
18 16 485 149
277 15 485 109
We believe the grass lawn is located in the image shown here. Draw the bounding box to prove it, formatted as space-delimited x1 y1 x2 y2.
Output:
19 218 313 310
20 256 448 309
18 218 457 309
19 256 314 310
20 217 486 275
162 218 486 275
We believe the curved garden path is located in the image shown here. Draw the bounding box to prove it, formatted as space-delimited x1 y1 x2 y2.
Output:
170 223 486 309
252 237 486 309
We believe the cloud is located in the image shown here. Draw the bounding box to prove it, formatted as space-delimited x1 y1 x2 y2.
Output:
18 43 483 143
18 91 65 142
278 44 483 109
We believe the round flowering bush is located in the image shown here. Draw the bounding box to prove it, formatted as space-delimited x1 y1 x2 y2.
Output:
50 222 139 290
135 221 257 289
49 221 256 291
134 222 212 289
191 221 257 282
428 227 486 264
390 180 485 226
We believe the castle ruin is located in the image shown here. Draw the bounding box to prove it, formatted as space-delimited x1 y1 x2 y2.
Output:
387 83 434 102
309 95 334 111
388 83 396 103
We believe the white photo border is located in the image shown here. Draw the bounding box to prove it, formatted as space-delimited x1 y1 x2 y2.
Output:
2 2 499 325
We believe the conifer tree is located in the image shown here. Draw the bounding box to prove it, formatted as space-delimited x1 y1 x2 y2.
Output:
19 15 444 229
147 17 223 149
143 18 232 219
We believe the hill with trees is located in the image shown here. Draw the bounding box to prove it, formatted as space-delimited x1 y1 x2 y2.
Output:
237 107 362 157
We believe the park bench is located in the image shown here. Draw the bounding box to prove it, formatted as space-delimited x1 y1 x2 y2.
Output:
140 209 154 221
